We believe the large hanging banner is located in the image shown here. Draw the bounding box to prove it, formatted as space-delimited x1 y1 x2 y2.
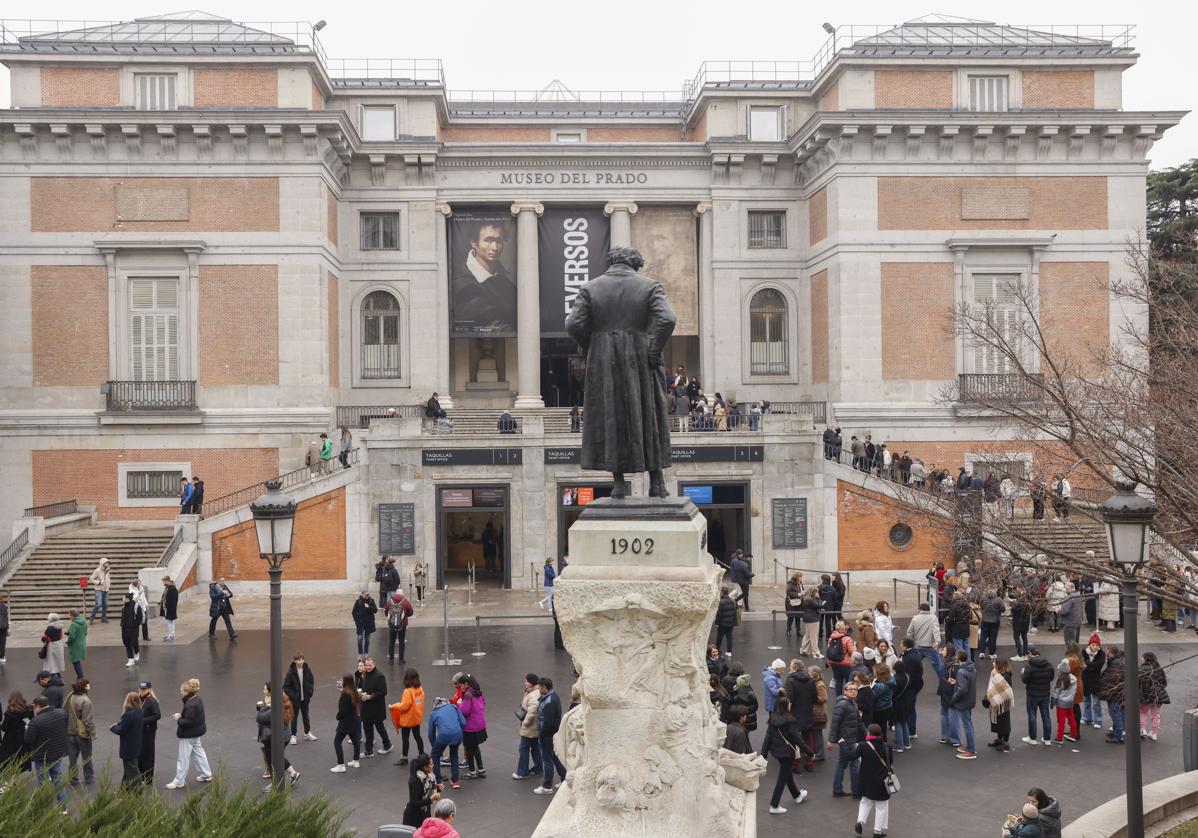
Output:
448 207 518 337
538 206 610 337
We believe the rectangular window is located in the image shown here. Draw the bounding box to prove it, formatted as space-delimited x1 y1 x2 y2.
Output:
747 211 786 249
361 106 396 141
360 212 401 251
971 274 1021 374
973 460 1027 483
129 277 179 382
135 74 176 110
748 106 783 141
554 132 583 143
968 76 1009 112
126 469 184 499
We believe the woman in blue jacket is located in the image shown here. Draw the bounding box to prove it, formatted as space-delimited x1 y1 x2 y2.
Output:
110 691 144 790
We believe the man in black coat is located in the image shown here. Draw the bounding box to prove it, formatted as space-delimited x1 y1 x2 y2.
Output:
189 476 205 517
25 695 69 808
377 557 401 605
897 640 924 738
1020 646 1055 744
565 246 677 499
714 588 739 655
729 553 755 612
138 681 161 784
357 657 391 756
783 662 818 734
535 677 567 793
945 592 972 656
352 590 378 655
828 681 866 797
284 655 317 744
723 703 753 755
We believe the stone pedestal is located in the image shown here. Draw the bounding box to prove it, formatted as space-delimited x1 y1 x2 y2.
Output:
533 497 762 838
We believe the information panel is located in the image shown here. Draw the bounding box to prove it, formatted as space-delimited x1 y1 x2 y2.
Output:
771 498 808 550
378 502 416 555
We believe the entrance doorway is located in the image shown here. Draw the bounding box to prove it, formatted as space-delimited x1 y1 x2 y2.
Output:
679 481 750 567
541 338 584 408
557 483 615 559
436 485 510 589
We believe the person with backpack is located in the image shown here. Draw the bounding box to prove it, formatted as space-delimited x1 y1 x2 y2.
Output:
729 553 754 612
1138 651 1169 741
826 621 856 696
378 556 401 610
386 590 414 663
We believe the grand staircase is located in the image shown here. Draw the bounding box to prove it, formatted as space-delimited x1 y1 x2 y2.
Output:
1 524 174 621
1007 511 1109 563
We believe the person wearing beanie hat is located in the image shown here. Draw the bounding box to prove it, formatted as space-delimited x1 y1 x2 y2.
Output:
1003 803 1042 837
731 673 758 742
762 659 786 714
1081 635 1106 729
385 588 414 663
513 673 543 778
1051 660 1078 744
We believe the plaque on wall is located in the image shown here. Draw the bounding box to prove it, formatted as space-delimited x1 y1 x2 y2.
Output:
670 445 764 463
378 502 416 555
771 498 808 550
422 448 523 466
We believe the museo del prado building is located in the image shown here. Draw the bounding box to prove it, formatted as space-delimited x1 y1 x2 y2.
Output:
0 12 1183 600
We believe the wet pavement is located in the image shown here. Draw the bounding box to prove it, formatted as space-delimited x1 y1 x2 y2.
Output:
0 615 1193 837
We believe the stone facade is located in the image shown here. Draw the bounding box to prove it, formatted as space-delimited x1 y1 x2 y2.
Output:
0 12 1183 585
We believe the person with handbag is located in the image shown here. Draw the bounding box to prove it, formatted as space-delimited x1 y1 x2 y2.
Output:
513 673 543 779
784 573 803 637
849 723 897 836
759 696 813 815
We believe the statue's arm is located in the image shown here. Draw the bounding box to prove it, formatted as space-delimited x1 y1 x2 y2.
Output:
565 284 593 351
647 281 678 358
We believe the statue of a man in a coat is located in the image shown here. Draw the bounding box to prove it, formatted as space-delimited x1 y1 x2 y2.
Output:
566 246 677 498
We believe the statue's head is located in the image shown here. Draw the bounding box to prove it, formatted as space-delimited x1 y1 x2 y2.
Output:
607 246 645 271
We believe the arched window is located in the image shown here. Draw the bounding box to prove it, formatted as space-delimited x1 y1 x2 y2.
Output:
361 290 401 379
749 288 788 375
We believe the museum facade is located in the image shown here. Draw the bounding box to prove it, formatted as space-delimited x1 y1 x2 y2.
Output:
0 12 1184 593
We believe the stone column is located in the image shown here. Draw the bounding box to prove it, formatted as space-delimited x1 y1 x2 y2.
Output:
435 203 455 408
695 201 714 391
534 497 763 838
512 201 544 409
603 201 638 248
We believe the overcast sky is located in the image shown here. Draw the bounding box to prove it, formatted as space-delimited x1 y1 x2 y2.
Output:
1 1 1192 167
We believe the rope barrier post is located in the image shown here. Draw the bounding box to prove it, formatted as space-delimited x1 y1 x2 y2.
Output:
892 578 897 609
767 609 782 651
471 615 486 658
432 585 461 667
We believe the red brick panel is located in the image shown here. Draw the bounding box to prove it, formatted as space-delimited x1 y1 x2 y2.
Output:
817 80 840 111
838 481 949 570
1039 262 1110 375
211 487 346 580
809 186 828 245
810 269 829 384
874 70 953 109
1022 71 1095 109
685 108 708 142
41 67 120 106
440 125 552 142
198 265 279 385
31 448 279 521
194 68 278 108
878 177 1108 231
31 266 110 387
586 125 681 142
880 263 955 380
31 178 280 233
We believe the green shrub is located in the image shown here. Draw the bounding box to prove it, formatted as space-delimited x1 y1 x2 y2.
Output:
0 762 351 838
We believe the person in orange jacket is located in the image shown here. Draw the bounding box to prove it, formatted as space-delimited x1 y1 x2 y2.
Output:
391 668 425 766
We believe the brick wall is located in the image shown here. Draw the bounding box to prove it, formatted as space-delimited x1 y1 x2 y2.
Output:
328 273 340 387
685 108 708 142
31 177 280 233
1022 70 1095 109
194 68 279 108
1039 261 1110 374
837 481 948 571
441 125 551 142
211 486 346 580
198 265 279 385
817 80 840 111
880 263 956 380
327 185 338 246
31 447 278 521
873 440 1102 489
809 186 828 244
311 81 323 110
586 125 681 142
40 67 120 106
874 70 953 109
31 266 110 387
878 177 1107 230
811 269 829 384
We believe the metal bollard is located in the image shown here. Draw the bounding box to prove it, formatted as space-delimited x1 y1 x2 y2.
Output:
767 610 782 651
471 615 486 658
432 585 461 667
892 579 897 608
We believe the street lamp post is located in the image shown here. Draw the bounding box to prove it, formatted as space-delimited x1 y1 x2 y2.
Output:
1099 481 1155 838
250 478 297 792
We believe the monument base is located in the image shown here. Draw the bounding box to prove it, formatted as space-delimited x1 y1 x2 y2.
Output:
532 496 764 838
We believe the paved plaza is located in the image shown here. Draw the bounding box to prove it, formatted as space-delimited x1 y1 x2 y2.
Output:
0 604 1191 837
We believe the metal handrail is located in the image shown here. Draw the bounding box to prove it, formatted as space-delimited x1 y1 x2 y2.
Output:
957 373 1045 403
336 404 423 429
772 559 851 597
105 380 197 412
23 500 77 518
768 401 828 423
156 528 184 569
202 448 360 519
0 527 30 579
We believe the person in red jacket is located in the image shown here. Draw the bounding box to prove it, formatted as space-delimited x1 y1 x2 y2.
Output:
413 797 461 838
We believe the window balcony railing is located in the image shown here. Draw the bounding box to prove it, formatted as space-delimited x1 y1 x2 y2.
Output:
957 373 1044 403
104 380 197 412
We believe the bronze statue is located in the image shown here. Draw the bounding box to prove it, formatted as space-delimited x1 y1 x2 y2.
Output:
565 247 677 498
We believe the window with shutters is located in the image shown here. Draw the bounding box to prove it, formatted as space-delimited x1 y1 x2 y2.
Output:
135 74 177 110
748 211 786 249
971 274 1022 373
360 212 400 251
129 277 180 381
126 469 184 499
361 290 401 379
968 76 1009 112
749 288 789 375
972 459 1027 483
